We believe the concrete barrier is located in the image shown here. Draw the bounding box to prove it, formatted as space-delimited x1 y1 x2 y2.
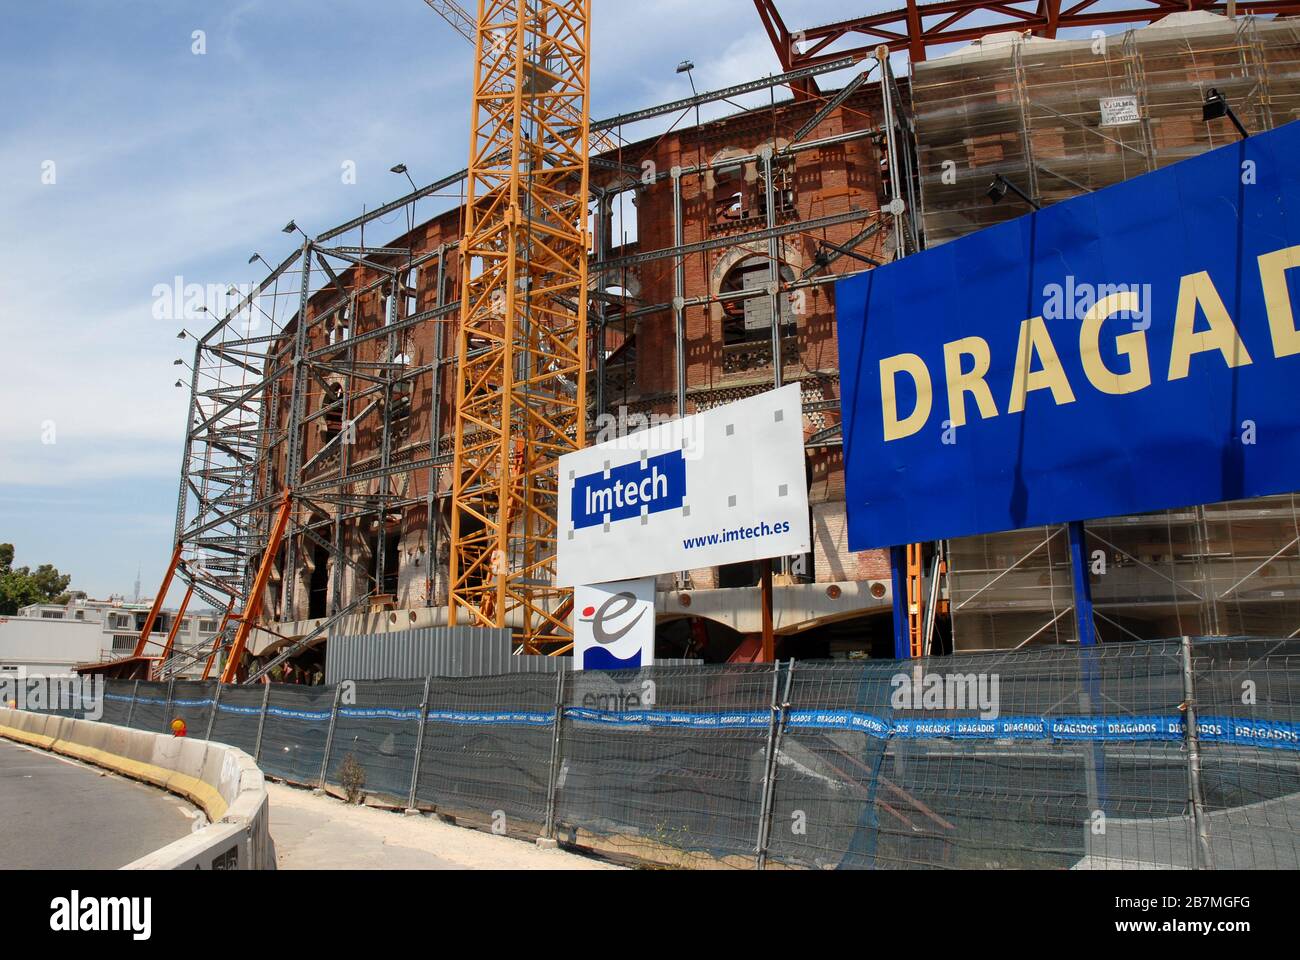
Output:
0 708 275 870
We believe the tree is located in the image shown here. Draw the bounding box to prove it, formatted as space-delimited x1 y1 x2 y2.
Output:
0 544 73 615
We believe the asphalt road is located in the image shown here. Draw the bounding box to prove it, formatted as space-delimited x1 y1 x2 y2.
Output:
0 739 200 869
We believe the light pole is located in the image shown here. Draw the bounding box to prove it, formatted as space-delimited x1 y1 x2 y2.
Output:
676 60 701 130
390 163 419 194
1203 88 1249 140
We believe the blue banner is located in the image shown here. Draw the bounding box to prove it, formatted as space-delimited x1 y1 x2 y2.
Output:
837 121 1300 548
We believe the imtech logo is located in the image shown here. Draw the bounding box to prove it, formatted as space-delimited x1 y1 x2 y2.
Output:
570 450 686 531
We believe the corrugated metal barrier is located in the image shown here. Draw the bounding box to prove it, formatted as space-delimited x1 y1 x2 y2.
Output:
324 627 700 684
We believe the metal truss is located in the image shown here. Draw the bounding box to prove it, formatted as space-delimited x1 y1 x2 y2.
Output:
137 34 902 676
448 0 593 654
753 0 1300 90
159 225 460 680
106 1 1299 681
423 0 476 42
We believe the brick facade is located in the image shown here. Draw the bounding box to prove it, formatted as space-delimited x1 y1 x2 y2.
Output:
264 87 899 623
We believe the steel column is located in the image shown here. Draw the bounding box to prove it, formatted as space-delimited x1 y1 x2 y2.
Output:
1181 636 1215 869
407 673 434 812
318 683 344 788
755 660 793 869
762 147 784 389
890 545 909 659
163 678 176 730
281 240 315 620
1068 520 1097 647
672 167 687 418
543 668 568 840
124 680 140 728
205 681 223 741
253 682 272 763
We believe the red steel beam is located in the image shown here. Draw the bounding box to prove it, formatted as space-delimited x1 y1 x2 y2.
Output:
201 599 237 681
751 0 821 99
152 582 193 680
1036 0 1064 37
131 543 182 658
756 1 1300 68
219 489 294 685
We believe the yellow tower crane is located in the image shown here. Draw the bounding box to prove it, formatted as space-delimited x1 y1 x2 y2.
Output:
447 0 593 654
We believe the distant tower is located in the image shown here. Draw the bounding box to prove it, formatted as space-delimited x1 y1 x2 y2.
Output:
133 565 141 604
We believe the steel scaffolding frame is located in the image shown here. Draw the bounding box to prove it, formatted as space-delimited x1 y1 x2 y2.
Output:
447 0 594 652
914 13 1300 650
148 52 904 677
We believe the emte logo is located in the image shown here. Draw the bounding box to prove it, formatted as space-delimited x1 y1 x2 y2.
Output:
579 591 649 670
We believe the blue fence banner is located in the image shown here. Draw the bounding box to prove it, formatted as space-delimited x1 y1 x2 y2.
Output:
265 707 332 722
217 703 264 716
564 707 770 729
560 707 1300 750
836 120 1300 549
54 693 1300 750
338 707 423 721
1198 716 1300 750
425 709 555 728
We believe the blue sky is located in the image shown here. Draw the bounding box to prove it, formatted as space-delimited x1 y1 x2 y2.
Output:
0 0 1148 604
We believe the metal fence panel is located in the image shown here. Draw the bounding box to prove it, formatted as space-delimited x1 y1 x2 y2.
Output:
905 643 1188 871
26 637 1300 871
100 679 134 726
1182 639 1300 869
324 679 425 804
170 680 217 738
414 673 557 838
127 680 172 734
763 661 895 870
209 684 266 756
326 627 516 684
35 676 100 720
554 664 776 868
766 644 1197 869
258 685 336 785
326 626 705 683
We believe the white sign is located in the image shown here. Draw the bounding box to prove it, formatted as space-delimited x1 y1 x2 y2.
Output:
557 384 811 587
1099 95 1140 127
574 577 656 671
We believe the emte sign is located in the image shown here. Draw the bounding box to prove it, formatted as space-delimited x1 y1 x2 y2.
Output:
837 121 1300 549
